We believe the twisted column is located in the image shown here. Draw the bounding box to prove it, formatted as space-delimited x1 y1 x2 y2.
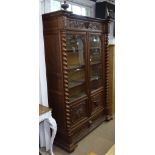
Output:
61 32 71 130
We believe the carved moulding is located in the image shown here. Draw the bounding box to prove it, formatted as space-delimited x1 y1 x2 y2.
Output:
65 19 102 31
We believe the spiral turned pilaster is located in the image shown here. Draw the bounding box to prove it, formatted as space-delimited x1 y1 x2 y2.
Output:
61 32 71 129
104 25 112 121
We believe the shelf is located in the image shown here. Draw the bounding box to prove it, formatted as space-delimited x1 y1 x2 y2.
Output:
90 58 101 63
67 48 83 52
69 80 85 89
68 64 85 70
69 92 86 102
90 61 101 65
90 79 103 91
90 47 101 50
90 76 101 81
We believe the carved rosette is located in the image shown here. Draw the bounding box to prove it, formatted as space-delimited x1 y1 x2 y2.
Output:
61 32 71 130
104 22 112 120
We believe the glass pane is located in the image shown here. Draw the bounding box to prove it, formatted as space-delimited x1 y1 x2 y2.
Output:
86 7 91 17
68 67 85 84
72 5 81 15
69 84 85 101
66 35 86 101
81 7 86 16
90 35 101 63
89 35 103 91
50 0 61 12
90 35 101 48
66 35 85 67
90 64 103 91
90 48 102 63
90 64 102 79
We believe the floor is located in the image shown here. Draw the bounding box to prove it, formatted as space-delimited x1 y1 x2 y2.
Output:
105 144 115 155
40 118 115 155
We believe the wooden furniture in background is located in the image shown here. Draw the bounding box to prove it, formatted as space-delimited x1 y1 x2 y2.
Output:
42 10 112 152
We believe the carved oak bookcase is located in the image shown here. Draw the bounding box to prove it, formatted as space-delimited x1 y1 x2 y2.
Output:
42 10 112 152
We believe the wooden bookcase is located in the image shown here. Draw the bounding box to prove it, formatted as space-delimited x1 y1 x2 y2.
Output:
42 10 112 152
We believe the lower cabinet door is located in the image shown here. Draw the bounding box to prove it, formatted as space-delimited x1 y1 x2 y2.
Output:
70 99 88 127
91 92 104 114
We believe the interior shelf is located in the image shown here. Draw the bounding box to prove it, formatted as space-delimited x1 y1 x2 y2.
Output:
67 48 83 52
90 47 101 49
69 92 86 102
69 80 85 89
68 64 85 70
90 76 101 81
90 61 101 65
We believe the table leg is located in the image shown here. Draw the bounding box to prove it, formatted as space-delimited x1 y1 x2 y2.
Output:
46 116 57 155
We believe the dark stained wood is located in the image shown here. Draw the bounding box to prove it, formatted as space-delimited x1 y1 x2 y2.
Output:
109 44 115 115
42 10 112 152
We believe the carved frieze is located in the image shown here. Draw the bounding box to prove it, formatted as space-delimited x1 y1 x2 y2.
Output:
65 19 102 31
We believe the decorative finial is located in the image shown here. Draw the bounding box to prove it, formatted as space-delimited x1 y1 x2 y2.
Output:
61 1 69 10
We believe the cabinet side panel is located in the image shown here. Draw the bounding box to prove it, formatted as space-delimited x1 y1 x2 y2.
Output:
104 21 113 120
44 32 66 128
44 32 61 73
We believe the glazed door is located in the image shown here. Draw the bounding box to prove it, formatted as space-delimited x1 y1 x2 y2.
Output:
88 34 104 93
66 33 88 102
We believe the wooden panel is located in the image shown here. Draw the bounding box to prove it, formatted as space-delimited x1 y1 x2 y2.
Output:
70 100 88 126
46 72 62 92
48 91 66 129
91 92 104 114
71 110 105 144
44 32 62 74
43 18 59 32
